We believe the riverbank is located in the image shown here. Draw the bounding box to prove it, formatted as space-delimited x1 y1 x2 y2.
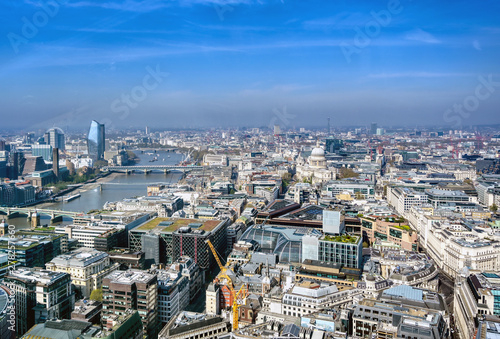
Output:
35 172 123 209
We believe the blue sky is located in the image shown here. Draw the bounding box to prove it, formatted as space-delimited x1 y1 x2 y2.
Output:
1 0 499 130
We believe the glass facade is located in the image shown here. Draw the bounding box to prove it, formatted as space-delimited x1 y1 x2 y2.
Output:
493 290 500 316
87 120 105 160
318 238 362 268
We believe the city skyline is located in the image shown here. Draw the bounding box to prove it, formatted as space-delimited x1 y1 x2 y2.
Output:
1 1 500 129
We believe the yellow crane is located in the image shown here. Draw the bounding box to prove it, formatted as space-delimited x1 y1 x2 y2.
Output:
206 239 247 331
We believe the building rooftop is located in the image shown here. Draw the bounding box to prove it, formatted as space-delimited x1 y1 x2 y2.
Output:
48 247 108 268
135 217 221 233
104 269 155 285
8 268 68 285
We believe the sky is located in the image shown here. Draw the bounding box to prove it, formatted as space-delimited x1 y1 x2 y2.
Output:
1 0 500 131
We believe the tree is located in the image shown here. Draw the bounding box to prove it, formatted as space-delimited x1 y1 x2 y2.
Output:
339 167 359 179
90 288 103 302
362 241 370 248
355 191 365 200
491 204 498 213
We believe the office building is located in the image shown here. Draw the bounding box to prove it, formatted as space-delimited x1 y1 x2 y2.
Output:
454 272 500 339
20 319 92 339
387 186 428 216
31 144 53 161
71 299 102 324
359 217 418 251
158 311 230 339
4 268 75 336
325 138 343 153
171 256 204 302
22 311 143 339
370 122 377 135
0 285 15 339
155 269 189 326
55 224 127 249
0 182 36 207
323 179 375 199
322 208 345 234
129 218 229 273
107 249 145 270
102 270 158 338
87 120 105 160
44 127 65 150
45 247 119 298
352 292 448 339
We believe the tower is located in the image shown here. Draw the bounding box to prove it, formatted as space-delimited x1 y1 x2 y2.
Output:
53 147 59 180
87 120 106 160
327 117 330 135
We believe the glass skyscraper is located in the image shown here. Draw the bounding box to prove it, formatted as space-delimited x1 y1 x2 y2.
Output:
44 127 65 150
87 120 105 160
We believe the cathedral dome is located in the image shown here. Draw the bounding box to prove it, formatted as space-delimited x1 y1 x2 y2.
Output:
311 147 325 157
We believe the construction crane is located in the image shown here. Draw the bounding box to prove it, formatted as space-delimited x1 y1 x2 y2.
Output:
233 283 248 331
206 239 247 331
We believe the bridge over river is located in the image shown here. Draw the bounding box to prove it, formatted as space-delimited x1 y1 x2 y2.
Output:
0 207 91 223
102 165 203 174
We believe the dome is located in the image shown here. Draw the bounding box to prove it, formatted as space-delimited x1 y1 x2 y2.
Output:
311 147 325 157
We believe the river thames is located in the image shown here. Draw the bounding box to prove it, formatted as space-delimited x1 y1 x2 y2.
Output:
7 150 184 229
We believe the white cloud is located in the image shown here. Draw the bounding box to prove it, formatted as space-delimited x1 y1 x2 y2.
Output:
405 28 441 44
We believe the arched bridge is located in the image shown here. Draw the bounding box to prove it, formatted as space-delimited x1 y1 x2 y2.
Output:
0 207 90 222
102 165 203 174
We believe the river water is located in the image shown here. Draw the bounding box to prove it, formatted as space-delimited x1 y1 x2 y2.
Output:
7 149 185 229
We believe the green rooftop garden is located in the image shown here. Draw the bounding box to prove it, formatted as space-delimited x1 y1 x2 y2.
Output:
323 234 360 244
391 224 411 231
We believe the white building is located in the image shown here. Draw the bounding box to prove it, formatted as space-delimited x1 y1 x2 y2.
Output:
203 154 228 166
45 247 119 298
421 220 500 278
387 186 428 216
265 282 362 318
296 146 337 184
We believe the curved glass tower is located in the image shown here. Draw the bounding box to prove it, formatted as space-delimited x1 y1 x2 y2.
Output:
87 120 105 160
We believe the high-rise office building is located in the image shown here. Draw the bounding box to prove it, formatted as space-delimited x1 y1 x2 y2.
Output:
87 120 105 160
370 122 377 135
44 127 65 150
4 268 75 337
52 148 59 180
31 144 53 161
102 270 158 338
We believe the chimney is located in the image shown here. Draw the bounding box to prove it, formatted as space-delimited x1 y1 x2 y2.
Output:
53 147 59 181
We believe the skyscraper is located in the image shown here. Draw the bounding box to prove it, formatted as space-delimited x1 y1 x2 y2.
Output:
87 120 105 160
44 127 65 150
370 122 377 135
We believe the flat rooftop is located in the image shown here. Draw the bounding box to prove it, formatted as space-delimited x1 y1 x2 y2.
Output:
49 247 108 267
135 217 221 233
105 269 155 284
